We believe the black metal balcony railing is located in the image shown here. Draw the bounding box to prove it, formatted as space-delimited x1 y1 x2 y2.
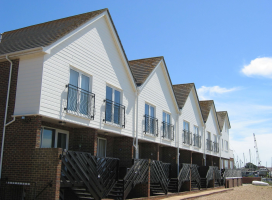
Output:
65 84 95 119
103 99 125 128
213 142 219 153
144 115 158 136
206 139 213 151
162 122 174 140
183 130 192 145
193 134 201 148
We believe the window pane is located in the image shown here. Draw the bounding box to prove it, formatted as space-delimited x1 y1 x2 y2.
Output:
69 69 79 87
150 106 154 117
41 129 55 148
57 133 67 149
114 90 121 124
184 121 189 131
68 69 79 112
163 112 166 122
106 86 112 122
167 114 170 123
145 104 149 115
80 75 90 115
98 139 106 157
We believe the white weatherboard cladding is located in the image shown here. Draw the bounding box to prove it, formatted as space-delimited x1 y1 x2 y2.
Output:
39 16 135 136
179 89 203 152
221 117 230 159
205 107 220 156
138 62 177 146
14 54 44 115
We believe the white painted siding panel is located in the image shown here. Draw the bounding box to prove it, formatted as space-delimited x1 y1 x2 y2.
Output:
39 16 135 137
137 62 178 147
221 117 230 159
205 107 220 156
14 54 43 115
178 89 204 153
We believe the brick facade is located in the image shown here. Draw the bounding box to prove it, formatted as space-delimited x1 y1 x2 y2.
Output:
140 142 159 160
161 147 177 177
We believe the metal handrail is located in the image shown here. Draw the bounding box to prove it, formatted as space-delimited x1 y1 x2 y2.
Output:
103 99 126 128
183 130 192 145
144 114 158 136
206 139 213 151
193 134 201 148
162 122 174 140
65 84 95 119
213 142 219 153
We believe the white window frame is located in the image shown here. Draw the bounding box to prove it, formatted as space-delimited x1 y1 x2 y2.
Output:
145 102 156 135
183 120 190 131
163 111 172 140
225 140 229 151
40 127 69 150
68 67 92 117
105 84 123 126
194 126 199 136
97 137 107 157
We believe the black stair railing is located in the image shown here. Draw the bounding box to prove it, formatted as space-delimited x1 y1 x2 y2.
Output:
162 122 174 140
123 159 149 199
60 150 119 200
150 160 169 194
191 164 201 189
144 115 158 136
214 167 221 186
103 99 125 128
177 163 191 192
205 166 215 187
162 163 171 181
65 84 95 119
183 130 192 145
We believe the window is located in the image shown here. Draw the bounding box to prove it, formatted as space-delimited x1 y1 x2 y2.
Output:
207 131 212 151
67 69 94 118
97 138 107 157
163 112 173 139
105 86 122 125
183 121 191 144
145 103 156 135
40 128 69 149
224 160 229 169
194 126 200 147
225 140 228 151
230 161 234 169
222 139 224 150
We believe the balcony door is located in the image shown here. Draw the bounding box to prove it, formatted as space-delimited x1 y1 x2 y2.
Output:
106 86 121 125
97 138 107 157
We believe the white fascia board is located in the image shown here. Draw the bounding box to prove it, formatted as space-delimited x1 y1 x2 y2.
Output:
211 105 221 135
104 13 137 91
138 60 180 114
191 88 205 126
0 47 44 61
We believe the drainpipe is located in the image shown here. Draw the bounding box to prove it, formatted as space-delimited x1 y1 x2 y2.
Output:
133 89 139 159
0 55 16 179
219 134 222 169
203 123 206 166
176 111 180 176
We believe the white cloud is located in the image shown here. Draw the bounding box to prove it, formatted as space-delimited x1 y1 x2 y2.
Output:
241 57 272 78
197 86 238 100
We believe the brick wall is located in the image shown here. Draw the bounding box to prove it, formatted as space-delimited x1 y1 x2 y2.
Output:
192 152 203 166
113 137 134 168
140 142 159 160
0 59 19 155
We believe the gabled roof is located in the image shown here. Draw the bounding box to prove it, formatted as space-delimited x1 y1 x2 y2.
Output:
129 57 163 86
199 100 214 123
0 8 107 56
172 83 195 109
217 111 231 130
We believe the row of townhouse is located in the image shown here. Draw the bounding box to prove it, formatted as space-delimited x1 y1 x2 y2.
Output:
0 8 234 200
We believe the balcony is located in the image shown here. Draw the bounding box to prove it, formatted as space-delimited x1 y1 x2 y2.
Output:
162 122 174 140
193 134 201 148
183 130 192 145
144 115 158 136
213 142 219 153
65 84 95 119
206 139 213 151
103 99 125 128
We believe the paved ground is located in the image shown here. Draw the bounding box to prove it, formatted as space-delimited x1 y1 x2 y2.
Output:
162 184 272 200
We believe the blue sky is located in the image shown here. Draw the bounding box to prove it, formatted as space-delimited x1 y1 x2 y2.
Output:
1 0 272 167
